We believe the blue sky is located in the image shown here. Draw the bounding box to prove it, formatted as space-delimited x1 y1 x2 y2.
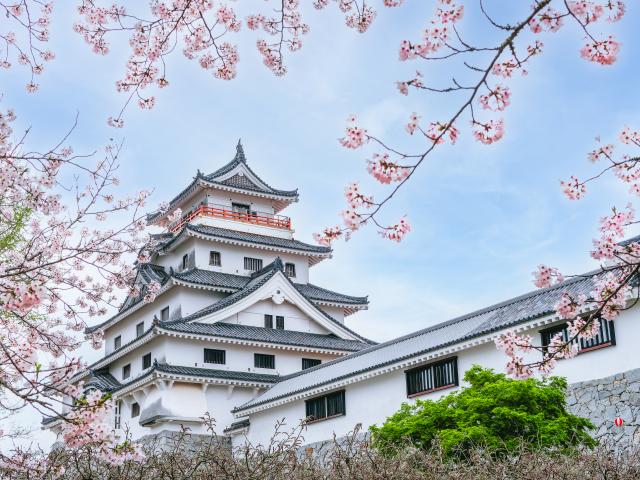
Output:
2 1 640 444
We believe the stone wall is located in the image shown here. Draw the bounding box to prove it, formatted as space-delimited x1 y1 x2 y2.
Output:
567 367 640 447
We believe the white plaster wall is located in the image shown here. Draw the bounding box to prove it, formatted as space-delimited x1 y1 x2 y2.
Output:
238 308 640 447
320 306 345 323
222 299 330 334
108 336 167 383
103 286 224 355
163 337 340 376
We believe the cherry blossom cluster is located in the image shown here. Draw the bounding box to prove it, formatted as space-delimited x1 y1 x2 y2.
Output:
366 153 411 184
313 0 403 34
248 0 309 76
0 104 151 445
59 386 145 464
0 1 55 92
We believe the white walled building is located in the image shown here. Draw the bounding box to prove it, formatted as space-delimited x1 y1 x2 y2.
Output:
44 141 372 439
44 143 640 449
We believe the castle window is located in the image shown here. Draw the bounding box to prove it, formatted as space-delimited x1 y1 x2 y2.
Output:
406 357 458 397
302 358 321 370
142 353 152 370
540 318 616 355
161 307 170 322
136 321 144 338
264 314 273 329
232 203 251 215
131 402 140 418
114 400 122 429
254 353 275 369
209 251 221 267
244 257 263 272
285 263 296 278
114 335 121 350
182 253 189 270
122 364 131 380
276 316 285 330
305 390 345 422
204 348 226 365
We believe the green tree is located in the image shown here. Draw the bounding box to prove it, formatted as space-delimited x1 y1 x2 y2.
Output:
370 365 596 458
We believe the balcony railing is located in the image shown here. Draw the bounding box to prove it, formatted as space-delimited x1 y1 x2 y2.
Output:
170 203 291 233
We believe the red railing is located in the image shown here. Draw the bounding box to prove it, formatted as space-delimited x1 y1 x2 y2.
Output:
170 204 291 233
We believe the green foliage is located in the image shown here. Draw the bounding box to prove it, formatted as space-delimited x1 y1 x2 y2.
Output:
0 204 29 253
370 365 596 458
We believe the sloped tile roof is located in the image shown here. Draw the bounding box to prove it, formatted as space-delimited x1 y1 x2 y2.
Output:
173 268 249 290
176 259 374 344
236 270 603 412
154 363 279 384
161 321 369 352
156 224 331 255
296 283 368 305
85 368 122 392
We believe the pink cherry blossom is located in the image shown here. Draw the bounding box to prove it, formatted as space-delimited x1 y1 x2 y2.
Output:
580 36 621 65
472 119 504 145
560 175 586 200
339 116 368 149
380 216 411 242
367 153 412 184
532 265 564 289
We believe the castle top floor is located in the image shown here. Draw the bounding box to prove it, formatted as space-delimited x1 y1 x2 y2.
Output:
147 141 299 239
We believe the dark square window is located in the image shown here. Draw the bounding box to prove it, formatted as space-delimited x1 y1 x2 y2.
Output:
276 316 285 330
302 358 321 370
136 321 144 338
285 263 296 277
406 357 458 397
305 390 345 422
264 314 273 329
131 402 140 418
232 203 251 215
122 364 131 380
161 307 170 322
209 251 221 267
114 335 121 350
244 257 263 272
142 353 151 369
254 353 275 369
204 348 226 365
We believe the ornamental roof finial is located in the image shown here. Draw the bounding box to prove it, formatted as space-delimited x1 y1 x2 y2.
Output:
235 138 246 162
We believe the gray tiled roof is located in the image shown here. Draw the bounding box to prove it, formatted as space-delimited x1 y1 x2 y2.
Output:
224 419 250 433
203 141 298 198
161 321 369 352
236 270 602 412
154 363 279 384
296 283 368 305
156 224 331 255
173 268 249 290
177 259 374 344
85 368 122 392
147 142 297 222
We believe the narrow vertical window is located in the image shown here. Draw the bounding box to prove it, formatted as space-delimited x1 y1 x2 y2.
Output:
114 400 122 429
209 251 221 266
142 353 152 369
131 402 140 418
264 314 273 329
161 306 170 322
136 321 144 337
182 253 189 270
285 263 296 278
276 316 285 330
114 335 121 350
122 364 131 380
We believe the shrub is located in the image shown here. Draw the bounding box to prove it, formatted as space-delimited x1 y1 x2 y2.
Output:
370 365 596 457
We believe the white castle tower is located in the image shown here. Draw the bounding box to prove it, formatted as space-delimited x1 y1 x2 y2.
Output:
45 141 371 440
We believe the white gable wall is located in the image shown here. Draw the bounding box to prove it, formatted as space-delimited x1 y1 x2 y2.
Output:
222 299 330 334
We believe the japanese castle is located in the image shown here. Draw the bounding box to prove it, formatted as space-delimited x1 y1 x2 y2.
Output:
45 142 640 449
